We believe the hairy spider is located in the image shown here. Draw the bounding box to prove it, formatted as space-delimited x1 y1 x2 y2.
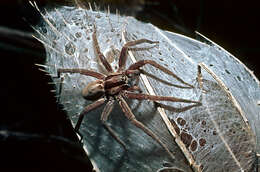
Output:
57 25 200 159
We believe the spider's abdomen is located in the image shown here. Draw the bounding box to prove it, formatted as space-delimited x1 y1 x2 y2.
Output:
82 80 105 101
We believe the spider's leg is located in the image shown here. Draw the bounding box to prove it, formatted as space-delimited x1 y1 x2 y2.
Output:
92 24 113 73
74 98 106 139
127 45 158 52
154 102 201 113
127 85 142 93
118 39 159 72
57 68 106 79
124 91 201 104
139 69 192 89
117 95 175 160
128 60 194 88
101 99 127 149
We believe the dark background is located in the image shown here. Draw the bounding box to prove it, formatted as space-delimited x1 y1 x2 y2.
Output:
2 0 259 171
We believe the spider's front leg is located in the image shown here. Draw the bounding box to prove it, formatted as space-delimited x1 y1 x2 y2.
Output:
92 24 113 73
118 38 159 72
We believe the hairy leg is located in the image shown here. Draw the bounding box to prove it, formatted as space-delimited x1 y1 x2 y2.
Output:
75 98 106 133
124 91 201 104
128 60 194 88
118 39 159 71
92 24 113 73
57 68 106 79
117 95 175 160
127 85 142 93
101 99 127 149
139 69 191 89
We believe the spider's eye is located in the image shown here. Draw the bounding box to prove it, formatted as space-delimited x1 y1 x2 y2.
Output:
82 80 105 101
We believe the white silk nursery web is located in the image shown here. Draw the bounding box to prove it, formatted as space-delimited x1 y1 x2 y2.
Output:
32 2 260 172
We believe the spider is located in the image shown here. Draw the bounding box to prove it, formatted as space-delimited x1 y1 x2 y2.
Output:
57 25 201 159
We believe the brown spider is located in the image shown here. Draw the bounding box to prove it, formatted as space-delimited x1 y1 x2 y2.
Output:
57 25 200 159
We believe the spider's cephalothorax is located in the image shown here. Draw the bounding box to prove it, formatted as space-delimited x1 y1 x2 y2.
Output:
57 25 201 160
104 73 129 96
